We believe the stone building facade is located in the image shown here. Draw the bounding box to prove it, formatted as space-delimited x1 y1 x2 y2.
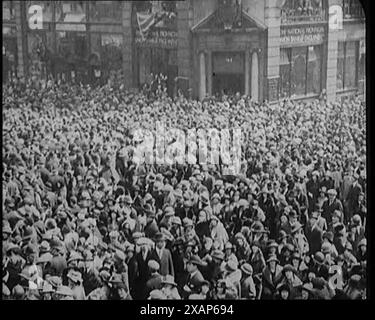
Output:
3 0 366 103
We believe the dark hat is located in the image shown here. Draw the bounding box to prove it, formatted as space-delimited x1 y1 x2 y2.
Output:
312 277 327 290
282 264 297 274
187 255 205 266
250 221 266 233
322 231 334 243
266 254 279 264
173 238 184 247
313 204 323 212
278 230 288 241
154 232 166 242
334 223 346 236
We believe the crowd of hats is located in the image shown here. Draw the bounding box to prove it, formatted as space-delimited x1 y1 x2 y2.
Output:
2 79 367 300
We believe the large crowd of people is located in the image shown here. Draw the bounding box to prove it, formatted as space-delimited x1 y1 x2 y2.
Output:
2 76 367 300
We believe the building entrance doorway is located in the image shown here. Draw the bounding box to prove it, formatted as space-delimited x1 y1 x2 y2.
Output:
212 51 245 96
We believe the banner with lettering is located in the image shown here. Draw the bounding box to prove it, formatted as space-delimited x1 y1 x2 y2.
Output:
135 29 177 49
280 25 326 46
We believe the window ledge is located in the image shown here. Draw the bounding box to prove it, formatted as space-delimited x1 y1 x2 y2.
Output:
290 93 320 101
337 88 358 94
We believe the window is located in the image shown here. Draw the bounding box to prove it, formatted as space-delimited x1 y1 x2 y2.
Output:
336 41 359 91
89 1 122 23
55 1 86 24
281 0 326 25
3 1 15 21
343 0 365 19
306 46 322 94
291 47 307 96
280 49 291 98
358 40 365 83
279 45 322 97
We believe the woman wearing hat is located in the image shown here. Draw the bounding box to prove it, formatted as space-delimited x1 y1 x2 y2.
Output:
240 263 256 300
276 264 303 300
67 269 86 300
291 222 309 257
223 241 239 266
261 254 283 299
209 215 228 252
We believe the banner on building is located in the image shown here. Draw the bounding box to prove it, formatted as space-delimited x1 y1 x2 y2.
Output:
135 29 177 49
280 25 326 46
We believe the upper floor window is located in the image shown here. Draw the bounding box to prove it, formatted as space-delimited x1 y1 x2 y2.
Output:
89 1 122 23
3 1 15 22
281 0 326 25
132 1 177 31
55 1 86 23
342 0 365 20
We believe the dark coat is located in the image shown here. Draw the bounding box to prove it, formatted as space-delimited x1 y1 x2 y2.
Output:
148 248 175 277
185 269 205 294
144 219 159 240
134 251 152 299
261 265 283 299
145 273 163 296
322 198 343 224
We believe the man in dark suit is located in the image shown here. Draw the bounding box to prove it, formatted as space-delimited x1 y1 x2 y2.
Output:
345 174 363 224
148 233 174 277
144 208 159 240
134 237 152 299
183 255 206 297
322 189 343 225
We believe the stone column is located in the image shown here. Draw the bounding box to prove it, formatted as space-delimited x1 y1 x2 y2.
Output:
199 51 206 100
207 51 212 96
265 0 281 102
122 1 133 89
251 51 259 101
244 50 250 96
177 0 192 95
14 1 27 78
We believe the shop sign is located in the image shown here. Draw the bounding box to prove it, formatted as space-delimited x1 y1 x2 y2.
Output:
280 25 325 45
135 29 177 49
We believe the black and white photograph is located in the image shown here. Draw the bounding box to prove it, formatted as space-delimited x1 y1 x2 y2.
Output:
2 0 368 302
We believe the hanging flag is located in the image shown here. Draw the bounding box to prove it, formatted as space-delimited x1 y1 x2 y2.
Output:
136 12 156 40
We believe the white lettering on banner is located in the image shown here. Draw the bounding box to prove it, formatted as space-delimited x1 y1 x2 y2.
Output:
280 26 325 45
135 30 177 48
